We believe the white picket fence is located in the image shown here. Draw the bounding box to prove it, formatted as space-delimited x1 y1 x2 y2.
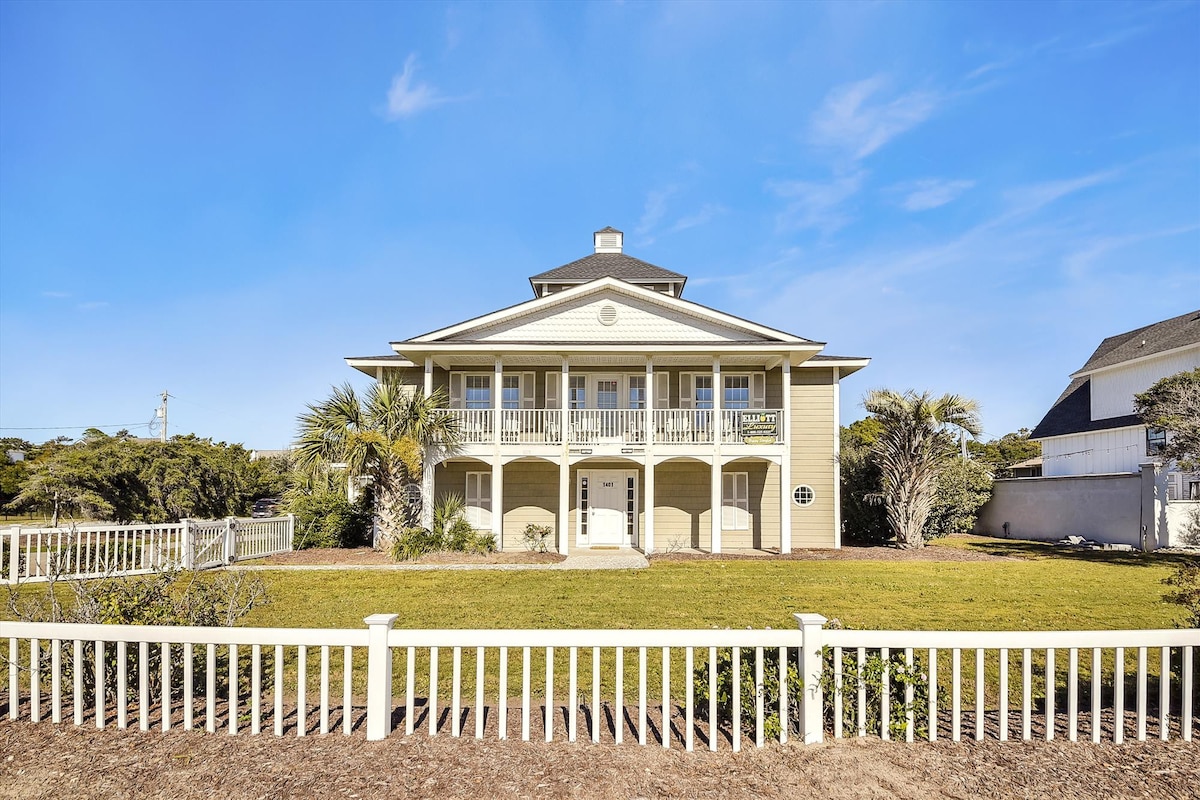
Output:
0 516 294 584
1 614 1195 748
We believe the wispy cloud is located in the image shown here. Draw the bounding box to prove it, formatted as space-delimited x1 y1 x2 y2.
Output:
767 171 865 233
1062 223 1200 279
894 178 976 212
635 187 677 243
384 54 450 120
1001 169 1119 218
41 291 69 299
669 203 726 233
810 76 941 161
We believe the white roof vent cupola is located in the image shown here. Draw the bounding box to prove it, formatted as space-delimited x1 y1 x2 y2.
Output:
593 226 623 254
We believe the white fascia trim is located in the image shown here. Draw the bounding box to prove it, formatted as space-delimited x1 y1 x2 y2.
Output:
798 358 870 375
396 343 824 356
401 276 815 345
346 357 417 368
1069 342 1200 380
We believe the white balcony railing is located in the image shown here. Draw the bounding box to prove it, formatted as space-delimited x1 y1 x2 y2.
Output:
447 408 784 447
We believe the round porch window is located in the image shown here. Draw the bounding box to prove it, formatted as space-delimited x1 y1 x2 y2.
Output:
792 485 815 507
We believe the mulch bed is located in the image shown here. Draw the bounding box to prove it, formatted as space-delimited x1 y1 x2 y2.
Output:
252 548 566 567
2 717 1197 799
651 544 1017 563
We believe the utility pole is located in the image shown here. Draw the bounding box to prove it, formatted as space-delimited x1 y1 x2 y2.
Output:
157 390 170 443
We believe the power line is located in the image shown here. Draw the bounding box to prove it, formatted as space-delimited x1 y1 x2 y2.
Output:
0 422 152 431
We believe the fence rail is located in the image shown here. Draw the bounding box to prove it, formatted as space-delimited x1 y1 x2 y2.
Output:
2 615 1195 748
1 516 294 584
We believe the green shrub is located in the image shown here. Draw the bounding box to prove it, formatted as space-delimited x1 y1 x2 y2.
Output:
1163 559 1200 628
391 526 442 561
288 490 371 549
6 569 268 704
522 523 553 553
693 633 935 740
388 493 497 561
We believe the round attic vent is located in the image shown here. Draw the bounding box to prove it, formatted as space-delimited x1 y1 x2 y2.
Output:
598 304 619 326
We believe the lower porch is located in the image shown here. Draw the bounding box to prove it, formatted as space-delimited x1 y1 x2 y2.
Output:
426 455 827 554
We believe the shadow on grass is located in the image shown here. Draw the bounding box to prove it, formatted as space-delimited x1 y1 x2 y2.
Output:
954 538 1199 568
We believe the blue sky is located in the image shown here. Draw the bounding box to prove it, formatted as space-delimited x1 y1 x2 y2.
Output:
1 1 1197 449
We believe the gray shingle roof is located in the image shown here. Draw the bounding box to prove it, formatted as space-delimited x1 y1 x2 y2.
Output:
1031 309 1199 440
1029 377 1143 439
1074 309 1200 375
529 253 687 284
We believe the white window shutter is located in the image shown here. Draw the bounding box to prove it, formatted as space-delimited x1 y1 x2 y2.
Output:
752 372 766 409
522 372 536 409
450 373 464 409
680 372 694 409
655 373 669 409
545 372 560 409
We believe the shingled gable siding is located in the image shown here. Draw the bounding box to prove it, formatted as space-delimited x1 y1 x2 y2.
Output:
789 368 838 548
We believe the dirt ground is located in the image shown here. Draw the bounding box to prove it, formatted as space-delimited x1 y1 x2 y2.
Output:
2 719 1197 800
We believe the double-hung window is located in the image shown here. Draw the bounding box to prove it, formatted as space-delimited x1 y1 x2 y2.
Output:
628 376 646 410
694 376 714 410
724 375 750 409
569 376 587 409
501 375 521 410
465 376 491 410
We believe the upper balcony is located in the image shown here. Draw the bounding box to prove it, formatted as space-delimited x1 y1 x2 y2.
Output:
446 408 784 447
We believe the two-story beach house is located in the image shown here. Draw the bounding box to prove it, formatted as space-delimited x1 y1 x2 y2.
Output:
347 228 868 554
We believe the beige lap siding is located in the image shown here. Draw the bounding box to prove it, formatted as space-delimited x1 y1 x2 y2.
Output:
652 461 712 550
501 460 558 550
721 459 780 550
789 368 837 548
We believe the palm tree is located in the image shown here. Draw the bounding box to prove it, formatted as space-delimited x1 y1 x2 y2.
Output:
862 389 982 549
293 382 459 549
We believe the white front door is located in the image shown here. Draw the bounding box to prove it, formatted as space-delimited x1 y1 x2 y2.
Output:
585 470 628 546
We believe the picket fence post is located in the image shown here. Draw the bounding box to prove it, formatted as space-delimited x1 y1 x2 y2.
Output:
6 527 20 585
794 612 828 744
223 518 236 564
365 614 399 741
287 514 296 552
180 519 193 570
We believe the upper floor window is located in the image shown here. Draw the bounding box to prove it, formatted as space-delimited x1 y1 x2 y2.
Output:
724 375 750 409
569 376 587 409
465 375 491 410
628 376 646 410
502 375 521 410
694 375 714 410
1146 427 1167 456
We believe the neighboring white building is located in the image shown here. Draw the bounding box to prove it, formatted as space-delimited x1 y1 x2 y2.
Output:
1030 309 1200 499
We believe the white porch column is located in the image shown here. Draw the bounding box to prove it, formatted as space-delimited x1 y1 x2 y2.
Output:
644 357 655 554
493 357 503 448
558 458 569 555
780 357 792 554
711 356 722 553
491 459 504 550
424 356 433 398
644 458 655 554
421 462 435 530
559 357 570 554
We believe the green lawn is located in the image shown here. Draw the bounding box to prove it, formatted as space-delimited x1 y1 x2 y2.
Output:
239 537 1195 633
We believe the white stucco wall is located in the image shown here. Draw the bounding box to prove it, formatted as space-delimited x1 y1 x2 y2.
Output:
973 474 1144 546
1089 347 1200 420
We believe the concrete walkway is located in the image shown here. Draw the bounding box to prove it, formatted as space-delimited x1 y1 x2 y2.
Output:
229 549 649 573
